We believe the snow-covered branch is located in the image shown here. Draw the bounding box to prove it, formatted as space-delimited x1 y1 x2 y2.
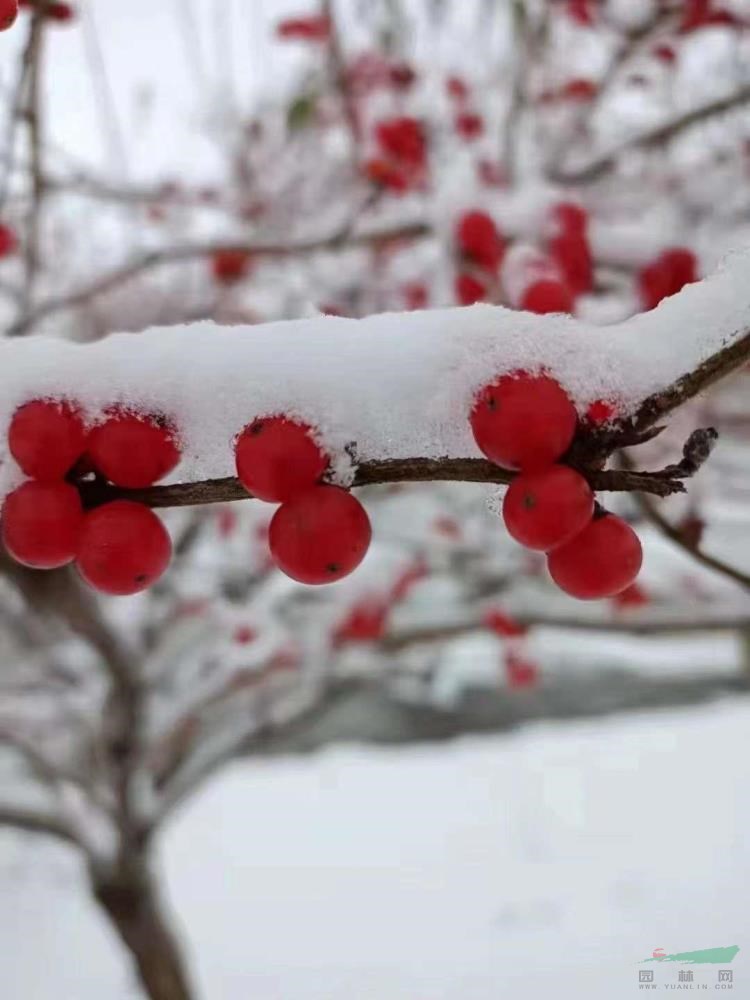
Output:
2 253 748 508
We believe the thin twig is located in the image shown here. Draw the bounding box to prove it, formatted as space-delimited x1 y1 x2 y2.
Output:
0 804 78 844
7 221 430 336
21 7 46 308
0 11 40 210
619 450 750 591
384 609 750 652
77 454 696 511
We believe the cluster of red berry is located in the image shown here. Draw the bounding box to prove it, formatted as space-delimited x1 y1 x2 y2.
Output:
2 379 642 601
363 117 428 193
470 372 643 599
455 201 593 314
1 402 375 593
234 417 371 585
2 401 175 594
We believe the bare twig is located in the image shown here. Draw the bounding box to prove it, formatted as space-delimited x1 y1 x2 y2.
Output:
7 222 430 336
21 7 46 307
634 490 750 592
0 11 41 209
384 609 750 652
628 332 750 435
619 450 750 591
321 0 362 154
0 804 78 844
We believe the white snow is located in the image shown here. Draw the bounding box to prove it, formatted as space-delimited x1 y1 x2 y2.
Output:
0 702 748 999
1 248 748 503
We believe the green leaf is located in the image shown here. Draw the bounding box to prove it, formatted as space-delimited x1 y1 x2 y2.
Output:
287 94 317 131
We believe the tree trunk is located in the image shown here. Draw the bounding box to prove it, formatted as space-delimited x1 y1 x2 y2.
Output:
91 860 194 1000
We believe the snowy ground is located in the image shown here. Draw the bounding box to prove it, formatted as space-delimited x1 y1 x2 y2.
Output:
0 700 748 1000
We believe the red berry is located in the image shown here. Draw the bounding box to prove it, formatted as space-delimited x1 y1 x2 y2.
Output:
0 0 17 32
455 111 484 140
566 0 595 26
446 75 469 102
505 653 539 690
612 581 650 609
456 272 489 305
520 279 574 314
402 281 428 310
547 513 643 599
235 416 328 503
562 78 598 101
653 43 677 64
76 501 171 595
363 157 409 192
375 117 426 169
456 211 504 271
470 372 578 471
482 608 527 637
503 465 594 551
269 485 371 585
8 399 87 481
0 223 16 257
552 202 588 236
211 248 251 285
276 14 330 41
638 260 670 310
47 1 74 20
389 62 417 89
638 247 697 310
2 480 83 569
87 410 180 488
678 0 739 31
549 232 593 296
586 399 617 425
333 599 389 646
233 625 257 644
660 247 697 289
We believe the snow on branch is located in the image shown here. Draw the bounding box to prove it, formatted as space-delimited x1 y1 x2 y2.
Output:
1 250 749 507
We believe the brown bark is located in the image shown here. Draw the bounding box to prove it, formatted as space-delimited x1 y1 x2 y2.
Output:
91 861 194 1000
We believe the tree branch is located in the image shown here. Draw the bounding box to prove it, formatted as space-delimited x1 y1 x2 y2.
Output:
7 222 430 336
627 332 750 435
617 446 750 590
76 456 693 511
0 804 78 845
21 7 46 307
383 608 750 652
555 84 750 184
0 9 42 210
